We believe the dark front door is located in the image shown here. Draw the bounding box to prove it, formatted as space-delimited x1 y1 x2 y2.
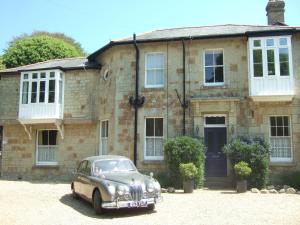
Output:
204 127 227 177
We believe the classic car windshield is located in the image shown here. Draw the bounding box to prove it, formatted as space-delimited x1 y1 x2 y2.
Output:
93 159 136 174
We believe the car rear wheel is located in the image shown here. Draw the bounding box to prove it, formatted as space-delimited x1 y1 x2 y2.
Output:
147 203 155 211
93 190 103 215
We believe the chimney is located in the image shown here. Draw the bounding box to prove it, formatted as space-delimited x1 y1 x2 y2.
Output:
266 0 285 25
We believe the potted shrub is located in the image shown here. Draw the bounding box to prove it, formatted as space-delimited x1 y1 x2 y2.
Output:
234 161 252 193
179 163 198 193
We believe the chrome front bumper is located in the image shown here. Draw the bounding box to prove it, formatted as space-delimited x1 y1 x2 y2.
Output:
102 196 163 209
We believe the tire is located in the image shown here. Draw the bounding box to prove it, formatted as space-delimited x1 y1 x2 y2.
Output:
93 190 103 215
71 183 78 199
147 204 155 211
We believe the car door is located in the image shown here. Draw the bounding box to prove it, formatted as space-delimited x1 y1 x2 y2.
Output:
75 160 87 197
81 161 95 201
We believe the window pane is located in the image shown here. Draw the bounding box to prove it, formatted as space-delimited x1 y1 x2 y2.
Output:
277 117 283 126
214 51 223 65
277 127 284 136
49 131 57 145
267 50 275 75
22 81 29 104
205 52 214 66
270 117 276 126
206 117 225 125
279 38 287 46
23 74 28 79
254 40 261 47
146 70 155 86
31 82 37 103
284 127 289 136
147 54 163 69
146 138 154 156
271 127 276 136
254 64 263 77
146 119 154 136
215 67 224 82
253 49 262 63
279 48 289 76
40 72 46 78
155 69 164 86
38 131 49 145
266 39 274 46
280 62 289 76
253 49 263 77
50 72 55 78
205 67 214 83
155 118 163 136
32 73 38 79
48 80 55 103
155 138 163 156
59 80 63 104
283 117 288 126
39 81 45 103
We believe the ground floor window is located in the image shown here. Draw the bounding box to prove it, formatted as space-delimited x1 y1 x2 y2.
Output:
100 120 108 155
36 130 58 165
145 118 164 160
269 116 292 162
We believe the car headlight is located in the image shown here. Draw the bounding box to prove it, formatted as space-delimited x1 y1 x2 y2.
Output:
117 185 129 196
147 183 155 193
107 184 116 195
154 181 161 191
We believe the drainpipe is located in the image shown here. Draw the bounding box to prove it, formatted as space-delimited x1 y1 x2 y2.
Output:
129 34 145 166
182 40 188 136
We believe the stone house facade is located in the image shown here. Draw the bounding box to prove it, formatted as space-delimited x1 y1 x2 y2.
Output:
0 0 300 181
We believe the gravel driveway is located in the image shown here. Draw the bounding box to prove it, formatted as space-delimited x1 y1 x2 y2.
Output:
1 180 300 225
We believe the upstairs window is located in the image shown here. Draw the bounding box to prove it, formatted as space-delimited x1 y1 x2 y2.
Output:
20 71 63 105
250 36 292 78
204 49 224 85
145 53 164 88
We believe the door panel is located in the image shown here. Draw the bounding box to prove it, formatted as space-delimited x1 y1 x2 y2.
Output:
204 127 227 177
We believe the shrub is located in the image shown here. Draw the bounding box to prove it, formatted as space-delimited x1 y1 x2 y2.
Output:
154 172 172 188
179 163 198 180
234 161 252 180
223 137 270 188
164 136 205 188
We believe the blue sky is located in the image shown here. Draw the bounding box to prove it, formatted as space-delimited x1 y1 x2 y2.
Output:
1 0 299 55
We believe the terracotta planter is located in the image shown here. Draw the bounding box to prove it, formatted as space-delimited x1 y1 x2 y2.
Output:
183 179 194 193
236 180 247 193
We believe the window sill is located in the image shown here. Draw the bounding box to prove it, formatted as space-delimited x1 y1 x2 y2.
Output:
201 84 227 89
144 86 164 90
32 164 59 169
270 161 296 167
142 159 165 164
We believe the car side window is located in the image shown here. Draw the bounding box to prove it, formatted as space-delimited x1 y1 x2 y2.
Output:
78 161 87 173
85 161 91 176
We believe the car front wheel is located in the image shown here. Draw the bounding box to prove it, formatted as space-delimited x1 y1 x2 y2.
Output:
93 190 103 214
71 183 78 199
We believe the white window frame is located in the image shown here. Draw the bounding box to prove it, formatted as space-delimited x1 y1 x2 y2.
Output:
269 115 293 163
203 49 225 86
36 129 58 166
99 120 109 155
249 36 293 78
144 117 164 161
145 52 165 88
19 70 64 106
204 114 227 128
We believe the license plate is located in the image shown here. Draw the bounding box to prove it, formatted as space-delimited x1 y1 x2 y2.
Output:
128 200 148 208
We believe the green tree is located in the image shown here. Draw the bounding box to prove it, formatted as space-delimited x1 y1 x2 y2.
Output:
2 32 85 68
0 56 5 70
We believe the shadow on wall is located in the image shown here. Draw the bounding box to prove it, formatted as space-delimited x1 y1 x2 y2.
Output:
59 194 157 219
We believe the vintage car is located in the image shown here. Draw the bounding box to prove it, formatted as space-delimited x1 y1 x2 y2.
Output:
71 155 162 214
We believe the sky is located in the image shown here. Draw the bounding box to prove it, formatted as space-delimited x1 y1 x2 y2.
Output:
0 0 300 55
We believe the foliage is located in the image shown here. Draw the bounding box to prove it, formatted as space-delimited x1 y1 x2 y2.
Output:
154 172 172 188
164 136 205 188
270 171 300 189
0 56 5 70
2 32 85 68
223 137 270 188
233 161 252 180
179 163 198 180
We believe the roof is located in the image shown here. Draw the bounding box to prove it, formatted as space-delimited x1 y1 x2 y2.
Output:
0 57 100 75
84 155 129 162
88 24 300 60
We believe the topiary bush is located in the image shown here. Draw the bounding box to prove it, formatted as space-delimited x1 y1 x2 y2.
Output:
223 137 270 189
179 163 198 181
164 136 205 188
234 161 252 181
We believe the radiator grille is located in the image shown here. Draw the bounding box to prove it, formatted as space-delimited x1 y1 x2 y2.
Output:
130 184 143 201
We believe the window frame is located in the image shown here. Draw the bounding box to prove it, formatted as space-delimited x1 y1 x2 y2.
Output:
249 36 293 79
19 70 64 106
144 117 164 161
145 52 165 88
269 115 293 163
35 129 59 166
99 120 109 155
203 49 225 86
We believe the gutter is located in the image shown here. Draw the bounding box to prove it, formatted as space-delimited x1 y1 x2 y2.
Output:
182 40 187 136
129 34 145 166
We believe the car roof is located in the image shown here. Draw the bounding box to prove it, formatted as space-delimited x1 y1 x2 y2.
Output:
83 155 130 162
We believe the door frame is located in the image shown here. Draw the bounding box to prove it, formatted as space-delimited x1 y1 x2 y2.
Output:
203 114 228 177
